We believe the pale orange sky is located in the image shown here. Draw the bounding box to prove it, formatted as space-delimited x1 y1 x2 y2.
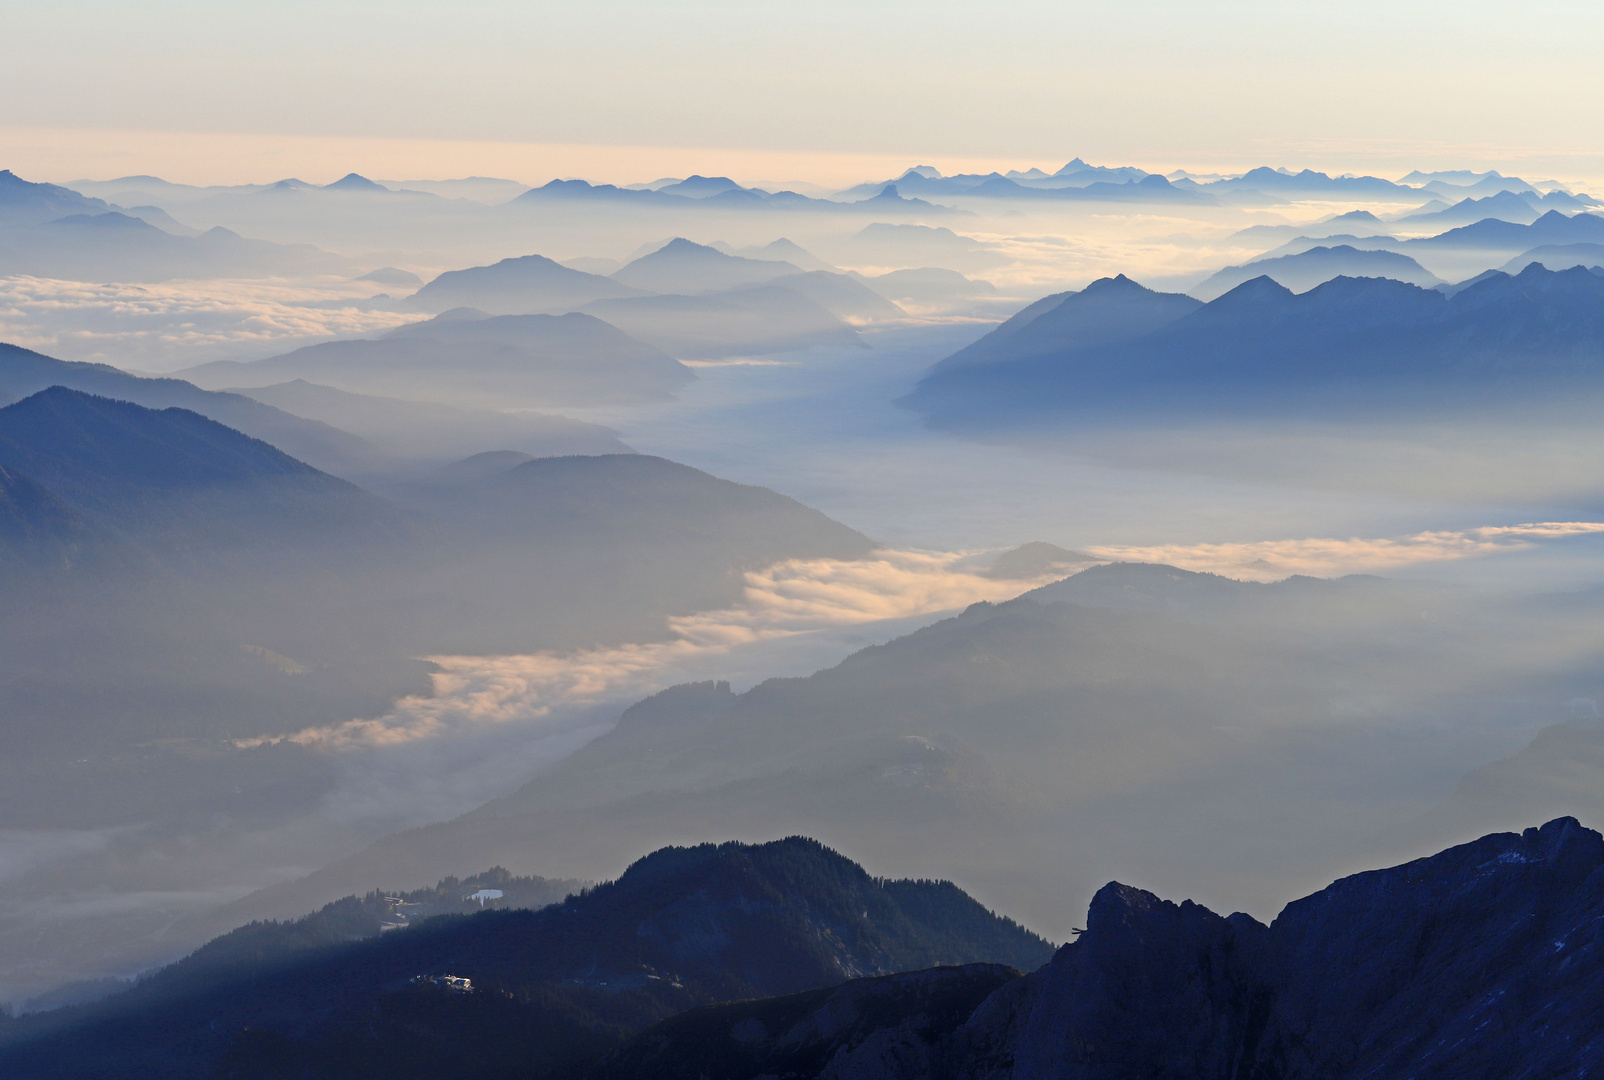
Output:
8 126 1604 193
4 1 1603 190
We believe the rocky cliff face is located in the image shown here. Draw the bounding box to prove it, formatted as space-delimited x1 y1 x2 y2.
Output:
955 816 1604 1080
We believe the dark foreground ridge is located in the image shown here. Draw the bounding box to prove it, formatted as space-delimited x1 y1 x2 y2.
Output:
605 817 1604 1080
5 821 1598 1078
0 837 1052 1079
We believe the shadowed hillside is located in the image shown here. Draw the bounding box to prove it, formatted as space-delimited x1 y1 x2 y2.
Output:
0 838 1052 1080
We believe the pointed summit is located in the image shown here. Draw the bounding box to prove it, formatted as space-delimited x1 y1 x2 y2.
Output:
324 173 388 192
611 237 798 293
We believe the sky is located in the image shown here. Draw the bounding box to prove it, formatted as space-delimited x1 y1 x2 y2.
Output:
4 0 1603 187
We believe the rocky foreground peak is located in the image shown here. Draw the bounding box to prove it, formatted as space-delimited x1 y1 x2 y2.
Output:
972 817 1604 1080
608 819 1604 1080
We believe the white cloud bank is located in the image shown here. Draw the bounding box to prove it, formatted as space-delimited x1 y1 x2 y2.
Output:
262 521 1604 755
266 549 1058 752
0 275 415 371
1088 521 1604 581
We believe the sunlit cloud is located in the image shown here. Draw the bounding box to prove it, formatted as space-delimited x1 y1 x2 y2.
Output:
255 549 1068 752
0 275 416 371
250 523 1604 753
1087 521 1604 581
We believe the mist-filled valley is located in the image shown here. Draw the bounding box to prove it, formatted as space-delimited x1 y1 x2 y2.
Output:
5 121 1604 1077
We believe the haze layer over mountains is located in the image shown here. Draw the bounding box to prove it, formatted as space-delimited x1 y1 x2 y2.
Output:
4 148 1604 1080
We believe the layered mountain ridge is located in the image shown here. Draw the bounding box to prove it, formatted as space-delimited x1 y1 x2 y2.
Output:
911 263 1604 428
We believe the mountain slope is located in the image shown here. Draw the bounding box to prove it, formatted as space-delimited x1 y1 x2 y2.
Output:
396 452 876 650
404 253 643 315
610 237 800 293
0 387 398 551
909 263 1604 427
596 964 1021 1080
0 212 351 281
0 169 111 227
451 452 873 552
1393 189 1544 228
1407 208 1604 253
596 819 1604 1080
0 462 131 580
0 838 1054 1080
971 817 1604 1080
931 274 1200 373
0 342 374 474
1191 244 1443 300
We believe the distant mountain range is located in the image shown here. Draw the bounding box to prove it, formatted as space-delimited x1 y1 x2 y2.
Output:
0 169 111 227
837 167 1215 204
1228 209 1393 245
1233 203 1604 268
512 177 948 213
63 172 470 206
836 163 1473 205
1204 166 1418 199
0 210 352 281
1391 188 1598 230
1412 171 1567 200
0 170 354 280
1191 244 1444 300
1497 242 1604 273
837 159 1154 198
909 263 1604 426
392 239 886 356
1404 208 1604 253
1259 209 1604 279
0 837 1053 1079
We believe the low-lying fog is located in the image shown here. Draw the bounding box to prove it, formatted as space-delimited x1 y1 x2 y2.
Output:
6 169 1604 1011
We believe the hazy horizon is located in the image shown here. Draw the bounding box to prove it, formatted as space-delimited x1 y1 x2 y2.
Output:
2 4 1603 1072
